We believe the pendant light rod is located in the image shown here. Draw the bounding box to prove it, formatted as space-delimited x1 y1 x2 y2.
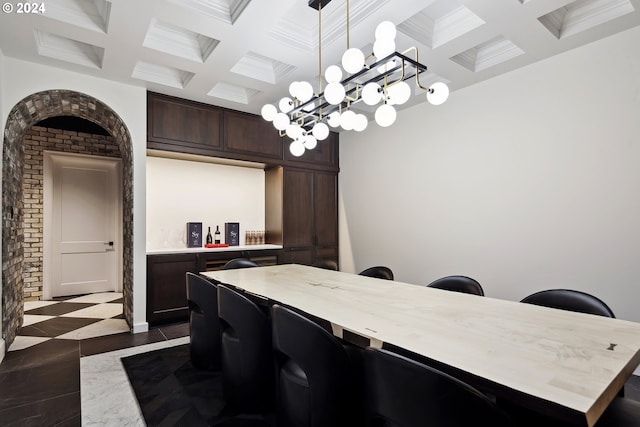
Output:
346 0 350 49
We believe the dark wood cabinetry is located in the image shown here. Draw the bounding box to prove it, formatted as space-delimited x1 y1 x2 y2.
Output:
146 249 280 325
148 93 223 154
267 167 339 267
223 109 283 160
146 91 340 323
147 91 339 171
283 131 339 167
146 253 197 324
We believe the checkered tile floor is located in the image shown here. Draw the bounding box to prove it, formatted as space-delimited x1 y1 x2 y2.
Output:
9 292 128 351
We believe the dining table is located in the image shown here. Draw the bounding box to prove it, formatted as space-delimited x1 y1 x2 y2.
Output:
201 263 640 427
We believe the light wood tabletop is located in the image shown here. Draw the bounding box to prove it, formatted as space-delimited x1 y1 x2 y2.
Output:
202 264 640 426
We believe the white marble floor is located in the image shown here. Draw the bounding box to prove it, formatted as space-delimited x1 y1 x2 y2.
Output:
80 336 189 426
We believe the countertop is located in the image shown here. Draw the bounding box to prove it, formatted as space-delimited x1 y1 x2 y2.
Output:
147 244 283 255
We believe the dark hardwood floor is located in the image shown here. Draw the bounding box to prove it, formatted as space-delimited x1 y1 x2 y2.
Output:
0 320 189 426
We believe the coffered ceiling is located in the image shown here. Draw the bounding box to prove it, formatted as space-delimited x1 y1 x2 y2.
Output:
0 0 638 118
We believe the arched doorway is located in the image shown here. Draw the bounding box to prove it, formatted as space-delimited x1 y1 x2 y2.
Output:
2 90 134 348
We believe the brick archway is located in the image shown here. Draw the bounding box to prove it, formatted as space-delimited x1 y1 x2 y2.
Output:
2 90 134 347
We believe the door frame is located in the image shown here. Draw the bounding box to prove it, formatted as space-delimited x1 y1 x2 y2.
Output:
42 151 123 299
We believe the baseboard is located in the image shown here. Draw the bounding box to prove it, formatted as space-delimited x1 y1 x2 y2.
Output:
0 338 6 365
132 322 149 334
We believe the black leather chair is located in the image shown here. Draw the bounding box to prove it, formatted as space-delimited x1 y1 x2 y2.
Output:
272 304 359 427
359 266 394 280
217 284 274 414
518 288 624 410
223 257 259 269
364 347 511 427
520 289 615 317
427 275 484 296
185 272 221 370
312 259 339 271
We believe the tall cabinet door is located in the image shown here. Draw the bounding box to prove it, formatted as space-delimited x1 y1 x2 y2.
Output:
282 168 314 248
314 171 338 248
278 168 338 266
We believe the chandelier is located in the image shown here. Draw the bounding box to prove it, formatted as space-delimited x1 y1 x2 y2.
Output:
261 0 450 157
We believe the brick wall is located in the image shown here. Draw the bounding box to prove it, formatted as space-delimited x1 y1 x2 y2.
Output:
21 126 121 301
3 89 134 348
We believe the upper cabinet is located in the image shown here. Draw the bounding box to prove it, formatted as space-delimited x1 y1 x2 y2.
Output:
283 131 339 167
147 92 339 171
147 92 223 153
223 109 282 160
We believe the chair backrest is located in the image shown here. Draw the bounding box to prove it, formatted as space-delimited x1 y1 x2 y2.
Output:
359 266 394 280
364 347 511 427
223 257 259 269
312 259 339 271
185 272 221 370
427 275 484 296
520 289 615 317
217 284 274 413
272 304 356 427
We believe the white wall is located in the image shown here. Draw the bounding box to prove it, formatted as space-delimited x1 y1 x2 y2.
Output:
0 57 149 332
339 26 640 323
146 156 265 249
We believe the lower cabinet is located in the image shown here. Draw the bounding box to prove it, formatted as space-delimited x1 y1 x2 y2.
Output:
146 249 280 325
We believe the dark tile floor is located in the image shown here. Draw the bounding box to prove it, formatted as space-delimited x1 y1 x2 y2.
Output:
0 307 189 427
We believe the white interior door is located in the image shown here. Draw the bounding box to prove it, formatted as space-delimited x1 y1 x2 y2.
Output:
44 152 122 298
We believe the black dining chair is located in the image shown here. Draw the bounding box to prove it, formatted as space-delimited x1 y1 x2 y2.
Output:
185 272 221 370
312 258 339 271
427 275 484 296
518 288 624 407
272 304 360 427
359 266 394 280
520 289 615 318
364 347 511 427
223 257 259 269
217 284 274 415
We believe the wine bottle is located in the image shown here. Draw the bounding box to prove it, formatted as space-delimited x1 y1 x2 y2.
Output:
206 227 213 245
214 225 221 244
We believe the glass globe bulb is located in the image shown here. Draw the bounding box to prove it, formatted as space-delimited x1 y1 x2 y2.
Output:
285 124 303 139
312 122 329 140
279 97 294 113
353 114 368 132
373 39 395 60
289 139 305 157
362 83 382 106
297 81 314 102
324 82 345 105
327 111 341 128
325 65 343 83
261 104 277 121
303 134 318 150
387 81 411 106
375 21 397 41
426 82 450 106
342 48 365 74
288 81 300 98
375 104 397 127
273 113 290 131
340 110 356 131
